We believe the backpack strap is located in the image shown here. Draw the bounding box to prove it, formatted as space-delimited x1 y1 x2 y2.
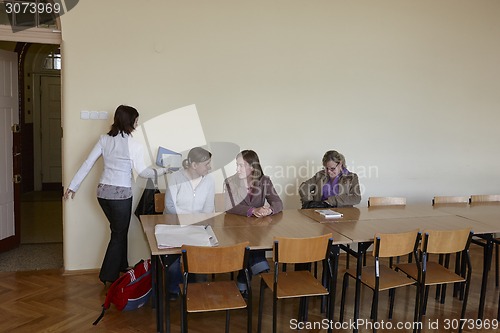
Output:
93 306 106 325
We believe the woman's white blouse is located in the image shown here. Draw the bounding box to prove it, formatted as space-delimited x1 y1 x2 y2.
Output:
69 133 162 192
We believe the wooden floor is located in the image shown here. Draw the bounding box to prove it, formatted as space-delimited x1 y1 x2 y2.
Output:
0 246 499 332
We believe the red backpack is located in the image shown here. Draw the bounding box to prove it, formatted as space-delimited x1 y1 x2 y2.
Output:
93 259 152 325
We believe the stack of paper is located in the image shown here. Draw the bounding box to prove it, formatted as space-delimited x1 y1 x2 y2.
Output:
315 209 343 219
154 225 219 249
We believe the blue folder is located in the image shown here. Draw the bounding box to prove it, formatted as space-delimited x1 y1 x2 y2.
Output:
156 147 182 171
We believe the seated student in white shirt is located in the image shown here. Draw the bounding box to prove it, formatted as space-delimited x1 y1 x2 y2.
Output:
164 147 215 214
164 146 215 299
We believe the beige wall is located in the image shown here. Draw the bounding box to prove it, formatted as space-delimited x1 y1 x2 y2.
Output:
61 0 500 270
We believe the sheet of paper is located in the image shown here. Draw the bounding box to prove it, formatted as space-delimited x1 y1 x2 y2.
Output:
154 225 219 249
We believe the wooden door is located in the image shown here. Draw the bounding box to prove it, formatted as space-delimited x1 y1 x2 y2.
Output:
0 49 20 252
40 75 61 188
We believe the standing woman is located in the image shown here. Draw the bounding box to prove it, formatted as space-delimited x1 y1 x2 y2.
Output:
164 146 215 214
64 105 168 285
299 150 361 208
224 149 283 293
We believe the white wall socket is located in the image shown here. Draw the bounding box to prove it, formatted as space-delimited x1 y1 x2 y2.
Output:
81 110 108 120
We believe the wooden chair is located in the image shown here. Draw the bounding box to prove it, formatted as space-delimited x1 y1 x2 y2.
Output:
470 194 500 287
432 195 469 299
154 192 165 213
395 228 473 333
365 197 407 266
180 242 251 333
257 234 334 333
432 196 469 205
340 230 420 332
368 196 406 207
215 193 225 212
470 194 500 203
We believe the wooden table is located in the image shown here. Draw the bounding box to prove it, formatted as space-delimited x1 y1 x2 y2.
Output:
300 204 453 223
300 204 500 331
141 210 352 333
432 202 500 319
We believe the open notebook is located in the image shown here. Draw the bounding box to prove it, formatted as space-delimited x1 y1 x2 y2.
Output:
154 225 219 249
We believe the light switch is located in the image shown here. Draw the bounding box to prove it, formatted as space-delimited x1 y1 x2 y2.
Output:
90 111 99 120
80 111 90 120
99 111 108 120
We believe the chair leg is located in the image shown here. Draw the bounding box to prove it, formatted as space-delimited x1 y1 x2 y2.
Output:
497 290 500 321
370 291 376 320
496 243 499 287
372 289 379 333
298 297 305 321
272 291 277 333
459 280 471 333
247 286 252 333
436 254 443 300
440 284 447 304
453 252 461 297
225 310 230 333
257 279 266 333
413 284 421 333
418 285 427 333
339 273 350 322
423 286 430 316
346 244 350 269
388 288 396 320
181 294 188 333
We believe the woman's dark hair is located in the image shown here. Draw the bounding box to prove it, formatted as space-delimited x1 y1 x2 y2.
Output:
108 105 139 137
182 147 212 169
238 150 264 191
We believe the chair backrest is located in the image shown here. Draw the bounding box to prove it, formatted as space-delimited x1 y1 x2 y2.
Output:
154 193 165 213
432 196 469 205
373 229 420 258
215 193 225 212
421 228 472 254
181 241 249 274
368 196 406 207
274 234 332 264
469 194 500 203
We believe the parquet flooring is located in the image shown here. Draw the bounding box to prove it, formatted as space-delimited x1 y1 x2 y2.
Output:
0 247 499 332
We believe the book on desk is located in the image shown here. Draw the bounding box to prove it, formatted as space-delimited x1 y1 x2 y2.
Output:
315 209 343 219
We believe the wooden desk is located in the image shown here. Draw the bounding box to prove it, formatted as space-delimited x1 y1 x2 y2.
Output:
300 204 452 223
141 210 352 333
432 203 500 318
300 205 500 330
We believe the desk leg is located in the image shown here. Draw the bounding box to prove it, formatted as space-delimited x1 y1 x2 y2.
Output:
478 234 493 319
330 244 340 324
321 245 339 317
151 255 164 333
353 242 371 333
158 254 180 333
